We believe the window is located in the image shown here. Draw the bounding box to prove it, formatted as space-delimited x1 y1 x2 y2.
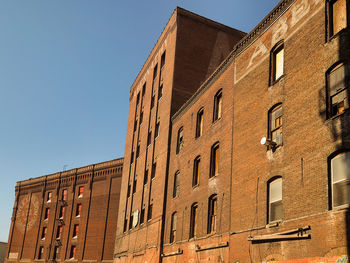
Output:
147 204 153 221
173 171 180 198
189 203 198 238
136 92 140 106
136 143 140 159
176 127 184 154
47 192 52 202
269 104 283 146
213 90 222 121
76 204 82 217
130 151 134 164
129 214 133 230
127 184 131 198
193 156 200 186
140 110 143 125
151 163 156 179
329 0 347 37
143 169 149 185
62 189 68 201
170 212 177 243
161 51 166 70
134 119 138 132
56 226 62 239
270 42 284 83
210 143 220 178
41 227 47 240
153 64 158 82
155 122 160 139
78 186 84 198
59 206 65 219
196 109 204 138
38 246 44 259
208 195 217 234
151 95 155 109
123 219 128 232
158 84 163 100
268 177 283 223
69 246 76 259
44 208 50 220
53 246 59 260
132 179 137 194
140 208 145 224
147 130 152 146
142 83 146 98
331 151 350 208
327 62 349 117
73 224 79 238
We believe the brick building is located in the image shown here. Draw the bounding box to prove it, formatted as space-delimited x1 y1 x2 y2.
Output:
115 0 350 262
113 7 245 263
0 242 7 263
5 158 123 263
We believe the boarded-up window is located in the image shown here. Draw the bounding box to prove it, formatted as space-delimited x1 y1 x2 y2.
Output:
196 109 204 138
208 195 217 234
193 156 201 186
328 63 349 117
330 0 347 37
269 178 283 223
213 90 222 121
332 152 350 208
269 104 283 146
189 203 198 238
210 143 220 178
173 171 180 198
170 212 177 243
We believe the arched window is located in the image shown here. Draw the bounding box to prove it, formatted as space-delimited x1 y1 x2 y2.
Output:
268 177 283 223
326 62 349 117
208 194 217 234
330 151 350 208
170 212 177 243
189 203 198 238
210 142 220 178
193 156 201 187
268 104 283 146
173 171 180 198
176 127 184 154
270 41 284 84
213 90 222 122
196 108 204 138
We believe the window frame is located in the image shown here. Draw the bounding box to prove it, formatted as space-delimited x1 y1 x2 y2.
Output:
270 41 284 85
193 156 201 187
207 194 217 234
327 0 348 39
213 90 222 122
170 212 177 243
330 150 350 209
210 142 220 178
268 103 283 147
173 171 180 198
196 108 204 138
267 177 283 224
326 61 349 118
176 127 184 154
189 203 198 239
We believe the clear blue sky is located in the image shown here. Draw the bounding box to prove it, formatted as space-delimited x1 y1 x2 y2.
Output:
0 0 279 242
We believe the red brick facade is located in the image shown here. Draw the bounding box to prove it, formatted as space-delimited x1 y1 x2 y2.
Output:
5 158 123 263
116 0 350 262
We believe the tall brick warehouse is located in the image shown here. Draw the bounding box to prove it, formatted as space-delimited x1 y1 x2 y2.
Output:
5 158 123 263
115 0 350 262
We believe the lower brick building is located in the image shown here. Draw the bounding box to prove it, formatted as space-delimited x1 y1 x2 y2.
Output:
5 158 123 263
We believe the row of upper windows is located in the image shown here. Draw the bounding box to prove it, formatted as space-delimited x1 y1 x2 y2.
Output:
176 90 222 154
46 187 84 203
169 150 350 243
38 244 77 260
